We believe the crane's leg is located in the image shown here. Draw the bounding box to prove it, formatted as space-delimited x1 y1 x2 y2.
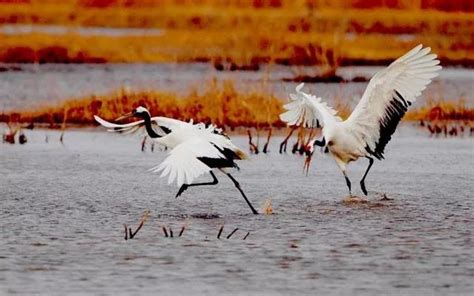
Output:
342 170 352 196
175 171 218 198
221 170 259 215
360 156 374 196
279 127 296 153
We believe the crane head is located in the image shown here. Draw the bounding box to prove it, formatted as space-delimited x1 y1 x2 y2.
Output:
303 137 329 175
116 106 150 121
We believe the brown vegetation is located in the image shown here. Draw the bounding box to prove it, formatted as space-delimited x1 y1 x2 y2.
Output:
1 81 471 130
0 2 472 66
1 80 285 128
405 99 474 122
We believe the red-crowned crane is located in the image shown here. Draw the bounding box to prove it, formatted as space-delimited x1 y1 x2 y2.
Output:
95 107 258 214
280 45 441 196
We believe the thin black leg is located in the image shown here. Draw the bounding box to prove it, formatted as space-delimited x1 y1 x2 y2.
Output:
279 127 296 153
225 173 259 215
291 142 298 154
343 171 351 195
360 156 374 196
175 171 219 198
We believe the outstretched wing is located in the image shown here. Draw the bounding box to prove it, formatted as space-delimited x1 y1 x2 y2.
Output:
279 83 341 128
149 137 225 187
345 44 441 159
94 115 186 136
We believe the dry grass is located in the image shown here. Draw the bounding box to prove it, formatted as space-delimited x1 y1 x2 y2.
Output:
1 28 470 65
405 99 474 121
0 3 472 65
2 80 285 128
2 80 472 129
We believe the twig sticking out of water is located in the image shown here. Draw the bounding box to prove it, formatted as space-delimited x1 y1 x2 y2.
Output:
217 224 224 239
123 224 128 240
160 223 187 238
60 108 67 145
247 130 259 154
262 128 272 154
178 225 186 237
123 210 150 240
424 120 473 138
226 228 239 239
217 225 249 240
162 226 169 237
59 132 65 144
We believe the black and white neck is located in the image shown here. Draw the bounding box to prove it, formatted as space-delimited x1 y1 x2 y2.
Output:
139 112 161 139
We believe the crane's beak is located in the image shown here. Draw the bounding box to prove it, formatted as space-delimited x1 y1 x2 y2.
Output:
115 111 133 121
303 147 313 176
303 153 312 176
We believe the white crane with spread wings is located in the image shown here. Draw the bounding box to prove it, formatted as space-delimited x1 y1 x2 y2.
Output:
280 45 442 196
95 106 258 214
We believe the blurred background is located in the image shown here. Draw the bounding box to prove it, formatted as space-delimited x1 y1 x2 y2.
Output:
0 0 472 128
1 0 472 65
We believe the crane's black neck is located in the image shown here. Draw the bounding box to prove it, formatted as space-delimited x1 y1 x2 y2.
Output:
142 114 161 138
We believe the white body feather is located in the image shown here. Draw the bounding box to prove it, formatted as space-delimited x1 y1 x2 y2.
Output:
94 115 246 187
280 45 441 172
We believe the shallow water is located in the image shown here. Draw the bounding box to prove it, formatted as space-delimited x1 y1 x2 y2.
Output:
1 126 473 295
0 63 471 111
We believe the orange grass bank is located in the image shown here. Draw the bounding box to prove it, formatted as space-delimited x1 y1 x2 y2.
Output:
1 82 472 129
2 80 286 128
0 29 471 66
0 2 472 33
404 99 474 122
0 4 472 66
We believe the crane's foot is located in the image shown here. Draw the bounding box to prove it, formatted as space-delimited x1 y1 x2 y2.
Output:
380 193 393 201
343 195 368 204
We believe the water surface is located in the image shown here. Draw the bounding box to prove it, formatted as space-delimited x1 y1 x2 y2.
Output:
1 126 473 295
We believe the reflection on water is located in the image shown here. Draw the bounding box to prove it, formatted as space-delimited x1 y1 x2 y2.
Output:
1 127 473 294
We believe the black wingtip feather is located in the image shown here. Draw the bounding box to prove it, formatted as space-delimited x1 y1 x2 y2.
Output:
197 143 240 169
367 90 409 160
